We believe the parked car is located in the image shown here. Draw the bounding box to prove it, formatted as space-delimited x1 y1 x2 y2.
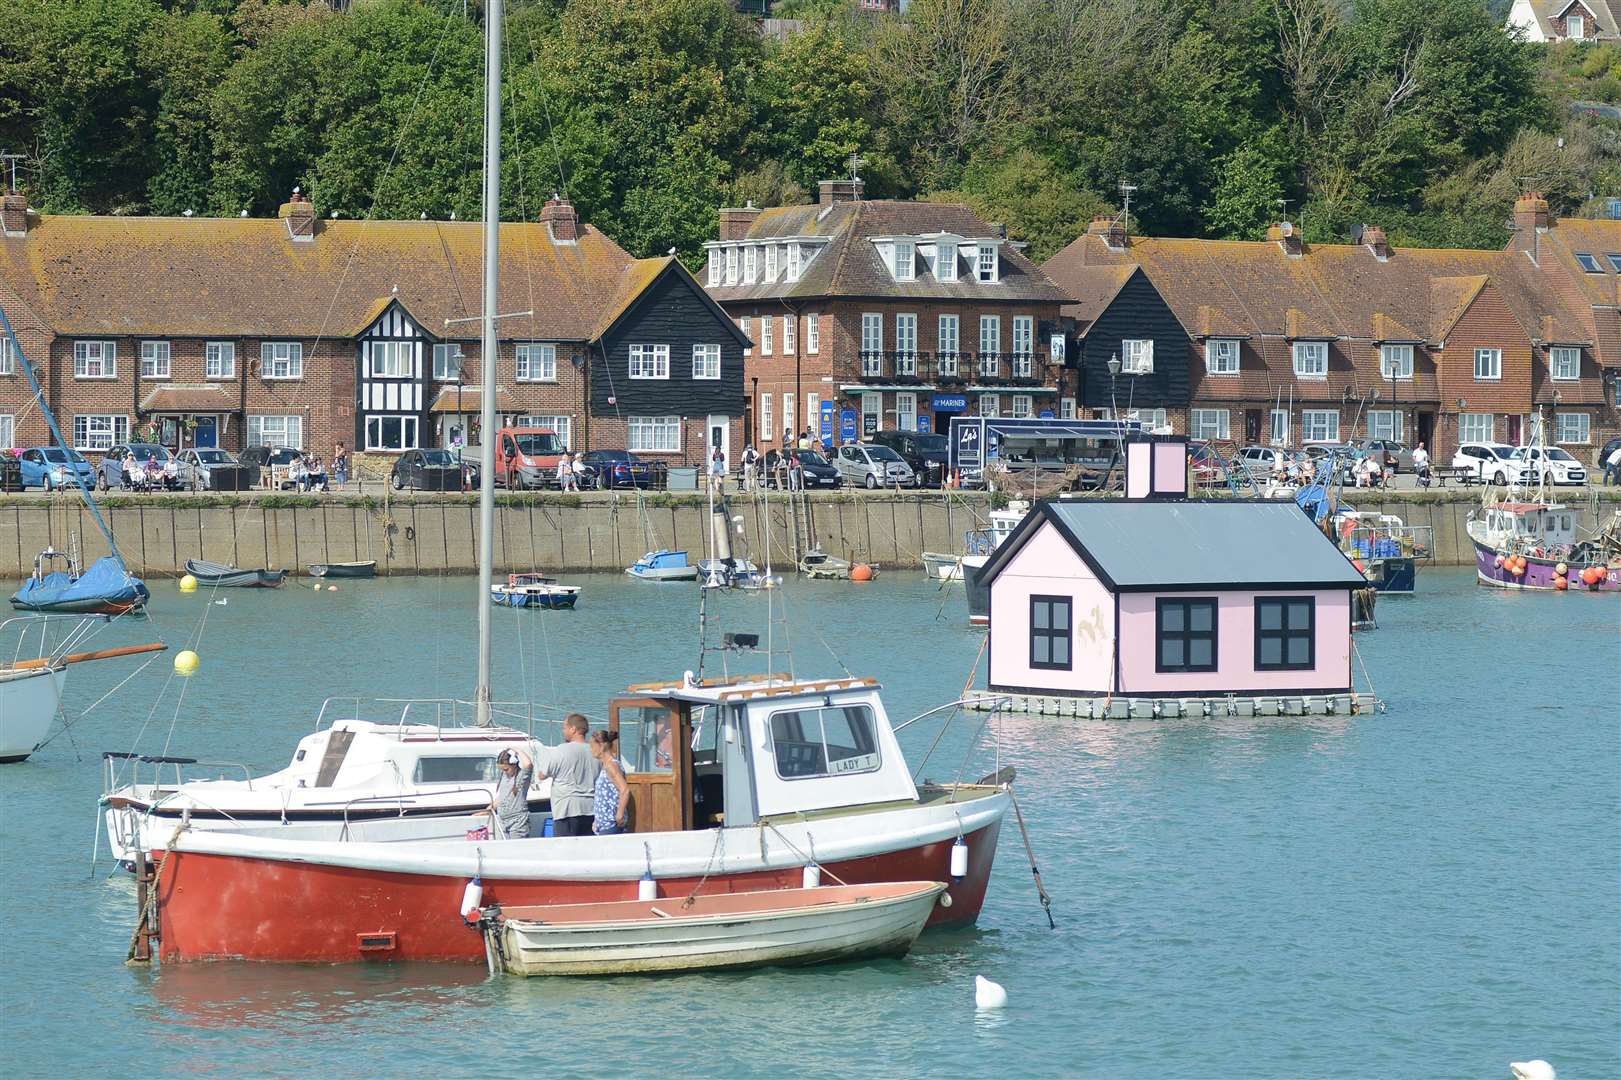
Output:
765 448 842 489
578 449 657 490
98 443 179 490
1509 445 1587 486
173 448 241 490
1303 442 1357 462
18 446 96 490
1450 443 1521 485
1231 444 1287 477
1357 439 1414 473
391 448 476 491
835 443 917 488
868 430 950 487
493 427 567 489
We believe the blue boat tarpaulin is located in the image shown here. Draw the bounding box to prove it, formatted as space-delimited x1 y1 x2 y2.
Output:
10 556 150 613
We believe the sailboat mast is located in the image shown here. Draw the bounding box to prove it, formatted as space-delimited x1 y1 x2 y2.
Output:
474 0 503 728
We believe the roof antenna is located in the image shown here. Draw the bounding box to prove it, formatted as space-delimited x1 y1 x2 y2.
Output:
1117 180 1137 238
846 151 865 185
0 152 23 194
1274 198 1292 226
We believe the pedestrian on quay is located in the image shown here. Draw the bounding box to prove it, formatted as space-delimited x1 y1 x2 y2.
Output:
488 747 534 839
741 444 759 492
1412 442 1430 488
572 451 588 492
709 446 728 494
589 730 630 835
1605 442 1621 485
288 453 308 492
789 452 804 492
798 429 812 451
332 441 348 487
556 451 574 492
535 713 599 837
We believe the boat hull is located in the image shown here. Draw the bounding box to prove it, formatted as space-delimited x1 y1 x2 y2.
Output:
1471 538 1618 592
155 806 1004 963
491 589 578 609
964 556 990 625
184 561 287 588
309 561 377 579
921 552 964 582
0 667 65 762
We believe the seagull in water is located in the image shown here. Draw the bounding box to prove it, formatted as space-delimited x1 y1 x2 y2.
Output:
1510 1061 1555 1080
974 975 1007 1010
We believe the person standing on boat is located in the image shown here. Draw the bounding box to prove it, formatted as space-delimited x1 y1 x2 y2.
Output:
535 713 599 837
490 747 535 839
589 730 630 835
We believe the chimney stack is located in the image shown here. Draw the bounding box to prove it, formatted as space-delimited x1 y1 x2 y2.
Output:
1267 221 1304 258
278 186 315 241
540 195 579 242
1 192 30 238
817 179 864 207
1362 224 1389 260
1514 192 1551 235
1087 214 1126 251
718 201 762 241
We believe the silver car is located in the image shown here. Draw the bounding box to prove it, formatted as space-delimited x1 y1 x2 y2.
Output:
834 443 916 488
174 447 240 490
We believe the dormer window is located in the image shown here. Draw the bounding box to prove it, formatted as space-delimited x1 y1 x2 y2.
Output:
937 242 958 282
1568 12 1584 38
976 244 998 283
707 252 720 287
765 244 778 282
787 244 802 281
893 240 915 281
725 246 739 286
744 245 758 284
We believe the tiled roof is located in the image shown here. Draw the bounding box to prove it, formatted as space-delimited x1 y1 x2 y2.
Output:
1519 0 1619 37
140 384 237 412
1539 217 1621 308
705 199 1071 305
1056 264 1136 327
0 213 637 342
592 256 676 339
428 386 521 412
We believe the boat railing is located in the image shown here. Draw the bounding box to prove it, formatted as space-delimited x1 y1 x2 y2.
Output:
102 750 255 795
3 613 108 668
338 787 500 833
313 695 551 736
1342 524 1433 561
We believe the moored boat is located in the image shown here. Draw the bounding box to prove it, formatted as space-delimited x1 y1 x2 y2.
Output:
309 560 377 579
921 551 965 582
482 881 947 976
1467 501 1618 592
10 551 149 614
964 501 1031 625
626 549 698 581
1332 510 1432 594
491 573 580 608
183 559 287 589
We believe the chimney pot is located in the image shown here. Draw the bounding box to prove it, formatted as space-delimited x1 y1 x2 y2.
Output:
540 195 579 242
1514 191 1551 234
2 192 30 237
718 204 764 241
278 186 316 240
817 179 864 207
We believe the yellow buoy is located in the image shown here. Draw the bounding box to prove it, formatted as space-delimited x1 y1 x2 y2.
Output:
313 583 322 591
178 574 197 593
174 649 201 676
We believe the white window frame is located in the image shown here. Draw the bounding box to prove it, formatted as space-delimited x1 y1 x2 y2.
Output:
364 415 417 452
0 413 13 450
628 415 681 454
516 342 557 383
1012 316 1034 376
692 344 721 380
73 413 129 451
261 341 303 380
1569 12 1584 37
936 242 958 282
205 341 236 380
744 245 758 285
1555 412 1590 444
368 340 411 379
806 392 820 429
1460 413 1494 443
976 244 998 283
738 317 752 356
978 394 999 418
760 315 773 356
74 340 116 379
1060 397 1076 419
1550 346 1579 381
1474 348 1502 381
979 315 1000 375
759 394 773 442
896 392 917 431
1292 341 1328 379
1122 338 1154 375
895 313 917 375
861 313 883 375
1011 394 1033 419
517 414 572 449
764 245 778 282
787 245 802 282
1380 343 1413 380
1302 409 1340 442
629 344 670 380
805 313 818 354
1270 409 1290 445
783 394 795 440
1192 408 1230 440
432 343 459 382
248 414 304 450
1368 410 1404 442
140 340 171 379
1205 338 1239 375
938 315 960 374
725 246 739 286
0 336 15 375
782 314 795 355
860 392 880 435
707 252 721 287
893 240 915 282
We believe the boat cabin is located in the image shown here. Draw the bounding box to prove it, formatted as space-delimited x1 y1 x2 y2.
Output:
1477 502 1578 553
982 435 1368 699
607 674 918 833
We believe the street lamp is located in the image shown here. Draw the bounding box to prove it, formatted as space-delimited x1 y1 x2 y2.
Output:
451 348 466 461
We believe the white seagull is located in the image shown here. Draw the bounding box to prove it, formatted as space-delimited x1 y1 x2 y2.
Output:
1510 1061 1555 1080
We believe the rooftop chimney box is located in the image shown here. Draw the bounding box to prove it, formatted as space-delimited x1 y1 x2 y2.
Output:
1087 214 1126 250
817 179 864 207
1266 222 1304 258
540 196 579 242
718 203 763 241
0 192 28 237
1362 225 1389 259
277 187 316 241
1124 434 1189 501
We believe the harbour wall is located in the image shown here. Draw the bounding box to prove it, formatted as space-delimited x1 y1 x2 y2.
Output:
2 491 1616 579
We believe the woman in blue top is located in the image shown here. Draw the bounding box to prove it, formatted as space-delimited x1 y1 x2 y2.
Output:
589 729 630 835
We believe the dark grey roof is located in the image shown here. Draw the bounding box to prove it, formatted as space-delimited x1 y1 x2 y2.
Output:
985 499 1368 591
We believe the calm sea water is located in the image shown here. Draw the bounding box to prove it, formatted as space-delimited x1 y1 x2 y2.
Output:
1 568 1616 1080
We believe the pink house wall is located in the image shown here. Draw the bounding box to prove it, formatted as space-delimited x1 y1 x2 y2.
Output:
1153 442 1187 494
988 522 1114 693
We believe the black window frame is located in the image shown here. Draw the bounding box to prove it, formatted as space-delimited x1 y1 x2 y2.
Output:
1029 594 1073 671
1155 598 1218 673
1254 595 1316 671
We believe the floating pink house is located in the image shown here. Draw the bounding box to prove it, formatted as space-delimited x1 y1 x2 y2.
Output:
982 437 1369 705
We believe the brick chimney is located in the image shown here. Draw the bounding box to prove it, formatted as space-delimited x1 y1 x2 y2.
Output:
1 192 29 238
1086 214 1126 251
1514 191 1551 234
278 186 315 242
719 201 762 241
540 195 579 242
817 179 864 207
1267 221 1304 258
1362 224 1390 260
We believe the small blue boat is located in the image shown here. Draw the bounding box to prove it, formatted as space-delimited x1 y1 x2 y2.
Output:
626 549 698 581
491 573 580 609
10 551 149 614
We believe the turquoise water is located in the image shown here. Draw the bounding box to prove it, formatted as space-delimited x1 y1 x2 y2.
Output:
2 569 1616 1079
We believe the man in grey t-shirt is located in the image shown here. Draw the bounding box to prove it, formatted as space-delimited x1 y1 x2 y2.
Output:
490 747 534 839
535 713 600 837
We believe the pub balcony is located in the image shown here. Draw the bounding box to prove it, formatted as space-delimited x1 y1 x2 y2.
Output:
853 350 1052 387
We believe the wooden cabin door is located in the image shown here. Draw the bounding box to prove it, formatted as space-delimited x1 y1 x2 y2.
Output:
608 699 693 833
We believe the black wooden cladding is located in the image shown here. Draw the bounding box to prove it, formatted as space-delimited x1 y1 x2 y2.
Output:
1077 268 1193 409
591 266 748 418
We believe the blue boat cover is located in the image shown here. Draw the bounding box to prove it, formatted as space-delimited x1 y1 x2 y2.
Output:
10 556 150 610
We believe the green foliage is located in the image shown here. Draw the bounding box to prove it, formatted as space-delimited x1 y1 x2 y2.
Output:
931 149 1109 263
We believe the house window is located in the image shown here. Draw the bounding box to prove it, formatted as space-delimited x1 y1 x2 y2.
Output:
895 314 917 374
976 244 997 283
1011 394 1033 418
1012 316 1033 376
205 342 236 380
432 343 459 381
937 242 958 282
805 313 818 354
782 394 794 440
806 392 820 428
261 342 303 379
140 341 171 379
1461 413 1494 443
724 246 739 285
628 415 680 453
1574 253 1600 272
759 394 773 442
0 335 14 375
368 340 411 378
979 316 1000 375
517 415 572 448
1029 595 1072 670
1255 597 1314 671
1556 412 1591 444
1156 598 1218 673
1607 254 1621 273
1122 338 1154 375
74 341 116 379
1368 410 1403 442
73 414 129 451
764 245 778 282
1292 341 1328 378
707 252 721 287
1270 409 1290 445
896 392 916 431
1060 397 1076 419
978 394 999 418
0 414 12 449
893 240 915 281
1205 339 1239 374
1569 13 1585 37
629 344 670 380
1550 346 1579 381
247 414 302 450
738 317 752 356
760 316 773 355
1474 348 1502 380
782 314 795 355
767 705 880 780
516 343 556 382
1302 409 1340 442
1192 408 1229 440
860 392 880 435
692 344 721 380
1380 344 1413 379
938 315 959 374
743 245 758 284
861 313 883 376
364 415 418 451
787 245 802 281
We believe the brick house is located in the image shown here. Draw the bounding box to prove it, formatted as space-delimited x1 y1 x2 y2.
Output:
1505 0 1617 41
0 191 745 467
701 180 1072 451
1043 209 1612 463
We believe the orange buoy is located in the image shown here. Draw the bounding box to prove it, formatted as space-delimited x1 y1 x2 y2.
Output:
1554 575 1568 590
1511 562 1525 577
850 563 874 582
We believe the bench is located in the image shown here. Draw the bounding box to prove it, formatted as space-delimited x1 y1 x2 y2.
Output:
1429 466 1477 487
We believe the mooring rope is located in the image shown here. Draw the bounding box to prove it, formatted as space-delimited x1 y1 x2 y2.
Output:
1008 787 1055 929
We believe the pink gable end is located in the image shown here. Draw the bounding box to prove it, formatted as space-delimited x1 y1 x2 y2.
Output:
988 521 1114 693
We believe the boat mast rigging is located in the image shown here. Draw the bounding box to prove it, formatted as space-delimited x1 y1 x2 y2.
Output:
474 0 503 727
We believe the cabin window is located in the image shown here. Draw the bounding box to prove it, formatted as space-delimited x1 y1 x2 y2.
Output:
413 756 499 784
769 705 880 780
1156 598 1218 673
1029 595 1072 670
1254 597 1315 671
618 706 676 774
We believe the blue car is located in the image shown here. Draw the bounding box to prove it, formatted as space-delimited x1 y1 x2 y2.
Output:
579 449 658 489
17 446 97 490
